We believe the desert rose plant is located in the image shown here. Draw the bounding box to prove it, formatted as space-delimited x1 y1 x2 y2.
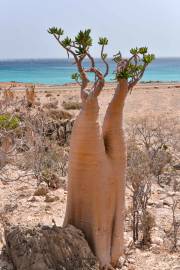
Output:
48 27 154 269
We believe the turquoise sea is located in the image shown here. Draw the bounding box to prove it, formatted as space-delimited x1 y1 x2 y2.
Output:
0 58 180 85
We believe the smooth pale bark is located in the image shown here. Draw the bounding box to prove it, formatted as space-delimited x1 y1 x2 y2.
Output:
102 79 128 266
64 79 128 269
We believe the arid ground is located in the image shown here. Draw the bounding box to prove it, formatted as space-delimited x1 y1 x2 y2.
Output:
0 82 179 270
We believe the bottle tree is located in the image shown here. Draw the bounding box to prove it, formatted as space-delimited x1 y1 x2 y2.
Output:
48 27 154 270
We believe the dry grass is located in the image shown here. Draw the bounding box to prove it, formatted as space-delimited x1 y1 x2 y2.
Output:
62 99 81 110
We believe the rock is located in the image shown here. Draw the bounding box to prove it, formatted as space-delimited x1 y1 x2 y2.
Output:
127 258 135 264
156 187 165 194
117 256 126 267
34 183 48 196
156 201 164 208
147 199 155 206
5 224 99 270
128 265 136 270
163 197 172 207
167 191 176 196
44 194 59 203
0 260 14 270
150 244 160 254
173 164 180 170
27 196 38 202
152 236 163 246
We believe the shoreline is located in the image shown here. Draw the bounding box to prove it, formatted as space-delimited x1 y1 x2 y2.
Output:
1 81 180 88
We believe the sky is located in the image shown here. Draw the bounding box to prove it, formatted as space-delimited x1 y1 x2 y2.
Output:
0 0 180 59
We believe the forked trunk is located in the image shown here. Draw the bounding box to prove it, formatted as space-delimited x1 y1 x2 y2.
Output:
64 79 128 268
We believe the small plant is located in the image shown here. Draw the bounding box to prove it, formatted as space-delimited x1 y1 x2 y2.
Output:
127 116 176 187
141 210 155 247
25 84 36 107
113 47 155 90
165 198 180 252
127 139 153 246
62 100 81 110
0 114 20 130
3 84 15 103
47 109 72 120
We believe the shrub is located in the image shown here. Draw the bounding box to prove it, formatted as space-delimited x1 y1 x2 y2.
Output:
25 85 36 107
127 140 153 246
45 93 52 97
47 109 72 120
0 114 20 130
126 115 178 187
62 100 81 110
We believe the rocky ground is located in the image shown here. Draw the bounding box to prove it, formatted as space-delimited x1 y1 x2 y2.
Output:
0 82 180 269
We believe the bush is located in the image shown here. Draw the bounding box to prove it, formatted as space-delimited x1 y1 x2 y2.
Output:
126 115 178 187
0 114 20 129
127 140 153 246
47 109 72 120
62 100 81 110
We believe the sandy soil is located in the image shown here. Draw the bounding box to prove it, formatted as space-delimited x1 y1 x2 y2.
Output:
0 82 180 270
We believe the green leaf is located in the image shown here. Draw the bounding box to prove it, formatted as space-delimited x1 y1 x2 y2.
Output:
98 37 108 45
0 114 20 130
139 47 148 54
47 27 64 36
75 29 92 48
102 53 107 59
130 47 139 55
71 72 80 81
143 54 155 64
61 37 72 47
114 47 155 82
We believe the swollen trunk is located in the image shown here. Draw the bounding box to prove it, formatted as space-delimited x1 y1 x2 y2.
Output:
64 80 128 268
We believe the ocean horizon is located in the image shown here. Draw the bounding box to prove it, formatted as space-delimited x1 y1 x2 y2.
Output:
0 58 180 85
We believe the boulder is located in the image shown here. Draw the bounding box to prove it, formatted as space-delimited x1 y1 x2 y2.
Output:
5 224 99 270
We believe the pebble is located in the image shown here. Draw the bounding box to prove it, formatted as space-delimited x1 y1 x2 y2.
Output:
127 258 135 264
152 236 163 246
45 194 60 203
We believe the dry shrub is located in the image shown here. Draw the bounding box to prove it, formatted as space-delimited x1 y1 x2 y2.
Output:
3 88 14 103
1 84 16 105
127 139 154 246
62 99 81 110
127 115 179 188
25 85 36 107
165 198 180 252
47 109 72 120
0 96 70 186
126 115 179 248
45 93 52 97
43 99 58 109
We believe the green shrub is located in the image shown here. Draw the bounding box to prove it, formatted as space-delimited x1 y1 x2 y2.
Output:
0 114 20 129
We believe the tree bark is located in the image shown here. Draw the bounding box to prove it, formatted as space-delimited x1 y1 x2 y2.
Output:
102 79 128 265
64 79 128 268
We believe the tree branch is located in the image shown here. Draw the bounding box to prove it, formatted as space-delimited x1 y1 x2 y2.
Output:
101 45 109 77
